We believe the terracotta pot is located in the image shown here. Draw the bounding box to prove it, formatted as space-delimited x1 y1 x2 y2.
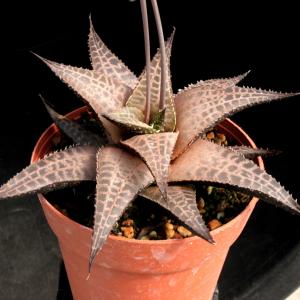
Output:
31 107 264 300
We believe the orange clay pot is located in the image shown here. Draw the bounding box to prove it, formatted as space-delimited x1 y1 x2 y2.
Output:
31 107 264 300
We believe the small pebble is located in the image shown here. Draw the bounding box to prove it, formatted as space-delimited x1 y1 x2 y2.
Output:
207 186 214 195
208 219 222 231
216 133 226 142
197 197 205 209
164 221 175 239
148 231 157 239
177 226 192 238
121 226 135 239
206 132 215 140
217 212 225 219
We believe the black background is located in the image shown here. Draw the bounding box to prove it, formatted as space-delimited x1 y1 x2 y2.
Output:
1 1 299 299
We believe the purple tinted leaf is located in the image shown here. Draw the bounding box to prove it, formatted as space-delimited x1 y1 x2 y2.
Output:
103 107 158 134
88 16 138 89
140 185 213 242
173 86 299 158
228 145 281 159
176 70 250 95
0 146 97 199
33 53 131 117
122 132 178 199
169 139 300 215
41 96 106 146
90 147 154 270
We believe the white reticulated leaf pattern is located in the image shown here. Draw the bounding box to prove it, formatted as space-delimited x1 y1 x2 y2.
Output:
0 146 97 199
122 132 178 199
140 185 213 242
126 30 176 131
88 17 138 89
173 86 299 158
90 147 154 269
169 139 300 215
104 107 158 134
34 54 131 117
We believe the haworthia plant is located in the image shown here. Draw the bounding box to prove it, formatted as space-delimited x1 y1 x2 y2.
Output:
0 0 299 273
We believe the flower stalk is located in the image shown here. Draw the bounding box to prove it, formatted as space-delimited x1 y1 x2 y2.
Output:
140 0 151 124
151 0 167 111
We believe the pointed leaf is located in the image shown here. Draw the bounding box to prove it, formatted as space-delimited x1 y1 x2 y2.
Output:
33 53 131 117
122 132 178 199
173 87 299 158
104 107 158 134
140 185 213 242
228 145 281 159
88 17 138 89
169 139 300 215
42 97 106 146
0 146 97 199
126 30 176 131
98 116 122 144
176 70 250 95
90 147 154 268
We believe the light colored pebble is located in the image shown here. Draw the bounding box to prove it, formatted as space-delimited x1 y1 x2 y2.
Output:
208 219 222 231
216 133 226 142
177 226 192 237
148 231 157 238
206 132 215 139
121 226 134 238
198 197 205 209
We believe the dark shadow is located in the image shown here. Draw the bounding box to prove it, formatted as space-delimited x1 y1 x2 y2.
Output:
57 263 73 300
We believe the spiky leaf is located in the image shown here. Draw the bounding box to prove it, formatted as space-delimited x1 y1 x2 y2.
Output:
176 70 250 95
34 54 131 117
104 107 158 134
140 185 213 242
126 30 176 131
122 132 178 199
169 139 300 215
42 97 106 146
90 147 154 269
229 145 281 159
0 146 97 199
98 116 122 144
173 87 299 158
88 17 138 89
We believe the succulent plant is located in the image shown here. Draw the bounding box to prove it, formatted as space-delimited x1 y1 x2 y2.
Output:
0 0 299 272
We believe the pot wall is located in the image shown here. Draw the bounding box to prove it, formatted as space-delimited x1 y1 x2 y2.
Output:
32 107 264 300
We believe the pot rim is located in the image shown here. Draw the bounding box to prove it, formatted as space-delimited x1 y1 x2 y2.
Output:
32 106 264 246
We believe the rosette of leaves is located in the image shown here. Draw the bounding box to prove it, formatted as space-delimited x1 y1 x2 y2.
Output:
0 0 299 271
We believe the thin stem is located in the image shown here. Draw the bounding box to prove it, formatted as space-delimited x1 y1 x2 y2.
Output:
140 0 151 124
151 0 166 111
